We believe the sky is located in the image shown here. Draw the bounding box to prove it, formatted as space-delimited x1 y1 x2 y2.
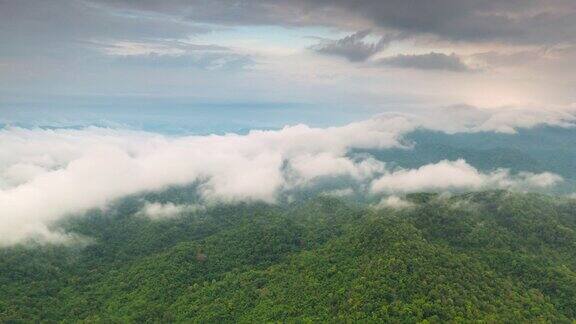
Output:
1 0 576 245
1 0 576 130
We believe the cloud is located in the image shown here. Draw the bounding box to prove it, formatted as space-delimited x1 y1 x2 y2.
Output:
101 41 229 56
312 30 392 62
3 0 576 111
287 153 385 184
91 0 576 45
100 40 255 71
90 0 341 27
374 195 413 209
321 188 355 197
414 104 576 134
370 159 563 194
378 52 471 72
0 108 571 246
114 52 254 71
329 0 576 45
516 172 564 188
0 0 208 58
0 116 412 246
139 202 204 219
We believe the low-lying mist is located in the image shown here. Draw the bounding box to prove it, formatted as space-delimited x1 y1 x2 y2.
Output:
0 106 574 246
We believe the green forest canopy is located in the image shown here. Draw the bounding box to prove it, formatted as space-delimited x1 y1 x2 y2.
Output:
1 191 576 322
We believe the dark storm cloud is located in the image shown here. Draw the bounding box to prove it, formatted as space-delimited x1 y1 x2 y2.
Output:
311 30 391 62
378 53 471 72
90 0 576 45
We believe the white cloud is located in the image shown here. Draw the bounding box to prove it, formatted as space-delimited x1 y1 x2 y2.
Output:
371 159 563 194
139 202 204 220
321 188 355 197
515 172 564 189
415 104 576 134
374 195 414 209
288 153 386 185
0 110 569 246
0 116 412 246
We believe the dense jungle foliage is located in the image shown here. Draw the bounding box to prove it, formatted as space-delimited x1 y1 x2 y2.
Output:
1 191 576 322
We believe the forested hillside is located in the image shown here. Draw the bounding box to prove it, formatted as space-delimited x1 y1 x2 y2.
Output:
1 191 576 322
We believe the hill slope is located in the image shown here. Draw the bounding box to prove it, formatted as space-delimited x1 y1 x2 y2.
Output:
1 192 576 322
